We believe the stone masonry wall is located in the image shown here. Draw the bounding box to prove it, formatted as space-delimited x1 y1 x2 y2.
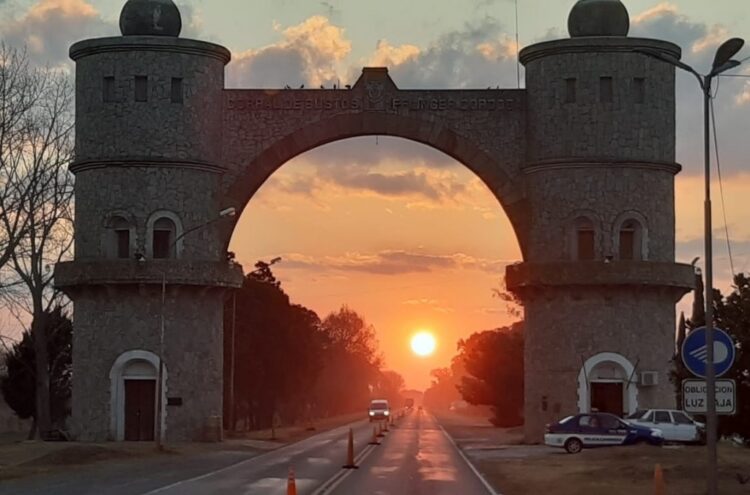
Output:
71 285 224 442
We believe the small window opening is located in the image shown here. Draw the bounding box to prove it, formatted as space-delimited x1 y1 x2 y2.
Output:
135 76 148 102
574 217 596 261
564 78 577 103
115 230 130 259
600 77 613 103
152 218 176 259
171 78 183 103
103 76 115 103
109 217 130 259
619 219 642 260
633 77 645 104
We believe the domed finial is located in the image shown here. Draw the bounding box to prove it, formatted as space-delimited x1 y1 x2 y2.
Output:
120 0 182 37
568 0 630 38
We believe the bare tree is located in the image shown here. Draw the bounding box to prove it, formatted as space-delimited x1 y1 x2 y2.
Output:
0 43 74 438
0 45 45 282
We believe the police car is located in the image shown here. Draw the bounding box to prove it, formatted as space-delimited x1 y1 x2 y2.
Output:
544 413 664 454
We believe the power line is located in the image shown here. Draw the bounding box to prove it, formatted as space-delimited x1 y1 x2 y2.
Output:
709 97 736 279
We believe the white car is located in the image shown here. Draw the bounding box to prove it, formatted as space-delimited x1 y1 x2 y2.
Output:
626 409 705 443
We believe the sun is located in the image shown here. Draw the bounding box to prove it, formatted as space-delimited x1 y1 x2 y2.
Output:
411 331 437 357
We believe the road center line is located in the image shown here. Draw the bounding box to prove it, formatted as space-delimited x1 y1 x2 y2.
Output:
311 443 378 495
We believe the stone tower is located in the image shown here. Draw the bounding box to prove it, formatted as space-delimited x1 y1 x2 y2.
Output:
508 0 693 439
57 0 242 441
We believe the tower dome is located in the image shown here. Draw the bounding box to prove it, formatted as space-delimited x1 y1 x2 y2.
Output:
120 0 182 37
568 0 630 38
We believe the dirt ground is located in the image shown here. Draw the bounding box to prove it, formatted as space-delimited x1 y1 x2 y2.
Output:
435 409 750 495
478 444 750 495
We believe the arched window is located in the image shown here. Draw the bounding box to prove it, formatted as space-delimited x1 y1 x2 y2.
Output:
109 216 132 259
619 219 642 260
152 217 176 259
575 217 596 260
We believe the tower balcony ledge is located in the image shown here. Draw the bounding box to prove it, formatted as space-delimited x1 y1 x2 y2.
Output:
506 260 695 297
54 259 244 291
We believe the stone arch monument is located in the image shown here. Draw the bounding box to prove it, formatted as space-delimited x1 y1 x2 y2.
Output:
56 0 695 442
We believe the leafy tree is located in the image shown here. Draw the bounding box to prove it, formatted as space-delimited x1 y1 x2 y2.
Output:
224 265 321 431
713 273 750 440
314 306 382 414
456 322 524 427
0 307 72 439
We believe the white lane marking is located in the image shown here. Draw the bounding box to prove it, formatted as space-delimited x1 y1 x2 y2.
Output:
140 420 366 495
311 444 378 495
438 423 502 495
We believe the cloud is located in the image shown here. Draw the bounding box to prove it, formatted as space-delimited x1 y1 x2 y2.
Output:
227 15 351 88
629 3 750 177
0 0 112 67
373 17 521 89
258 156 500 212
274 250 512 276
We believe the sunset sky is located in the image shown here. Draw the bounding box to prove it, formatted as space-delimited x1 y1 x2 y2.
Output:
1 0 749 389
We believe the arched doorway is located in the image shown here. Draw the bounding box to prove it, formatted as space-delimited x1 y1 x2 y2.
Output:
109 350 167 441
577 352 637 417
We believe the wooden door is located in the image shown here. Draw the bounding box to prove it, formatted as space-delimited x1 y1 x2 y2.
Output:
591 382 624 417
124 379 156 441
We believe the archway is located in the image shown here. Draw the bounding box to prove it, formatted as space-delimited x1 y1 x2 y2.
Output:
109 350 167 442
577 352 638 417
229 135 523 395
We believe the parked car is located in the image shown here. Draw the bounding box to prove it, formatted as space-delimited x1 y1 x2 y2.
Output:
545 413 664 454
368 399 390 422
626 409 705 444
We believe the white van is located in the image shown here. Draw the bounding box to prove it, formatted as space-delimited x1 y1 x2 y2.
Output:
368 399 390 422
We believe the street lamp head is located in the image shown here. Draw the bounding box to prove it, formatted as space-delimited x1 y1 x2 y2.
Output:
219 207 237 218
712 38 745 71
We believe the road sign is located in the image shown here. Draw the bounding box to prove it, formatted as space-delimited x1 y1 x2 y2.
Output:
683 379 736 415
681 326 736 378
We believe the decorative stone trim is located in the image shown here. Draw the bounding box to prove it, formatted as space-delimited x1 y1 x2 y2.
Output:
70 158 227 175
523 159 682 175
55 260 244 289
520 37 681 65
70 36 231 64
506 261 695 292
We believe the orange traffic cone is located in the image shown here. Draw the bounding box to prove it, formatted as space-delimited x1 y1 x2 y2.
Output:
342 428 358 469
383 419 389 432
369 426 380 445
376 422 385 438
654 464 665 495
287 467 297 495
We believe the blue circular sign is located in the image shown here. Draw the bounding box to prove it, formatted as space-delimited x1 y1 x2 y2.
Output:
682 326 736 378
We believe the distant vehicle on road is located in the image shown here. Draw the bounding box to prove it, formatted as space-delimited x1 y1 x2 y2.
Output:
368 399 390 422
545 413 664 454
405 398 414 409
626 409 705 444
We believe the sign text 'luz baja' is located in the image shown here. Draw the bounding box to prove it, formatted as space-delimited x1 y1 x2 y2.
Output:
682 379 736 415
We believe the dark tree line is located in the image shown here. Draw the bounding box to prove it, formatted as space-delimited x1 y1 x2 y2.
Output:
223 261 402 432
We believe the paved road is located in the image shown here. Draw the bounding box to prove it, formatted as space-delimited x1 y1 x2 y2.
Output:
142 419 376 495
1 411 496 495
319 409 494 495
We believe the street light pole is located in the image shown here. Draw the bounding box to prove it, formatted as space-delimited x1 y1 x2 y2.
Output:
637 38 744 495
153 206 237 450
